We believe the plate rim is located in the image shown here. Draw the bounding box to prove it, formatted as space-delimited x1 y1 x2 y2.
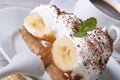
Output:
0 6 120 80
0 7 30 62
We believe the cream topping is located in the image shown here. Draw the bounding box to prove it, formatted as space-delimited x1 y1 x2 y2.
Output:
23 5 59 37
31 5 58 29
24 5 81 39
71 29 112 80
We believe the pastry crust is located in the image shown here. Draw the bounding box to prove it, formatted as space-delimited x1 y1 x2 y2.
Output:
21 27 70 80
21 27 53 67
46 64 67 80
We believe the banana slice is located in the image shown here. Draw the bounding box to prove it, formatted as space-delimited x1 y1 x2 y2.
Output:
24 13 45 37
24 13 55 42
52 36 77 71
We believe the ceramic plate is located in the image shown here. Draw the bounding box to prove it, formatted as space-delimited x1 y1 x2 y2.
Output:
0 1 120 80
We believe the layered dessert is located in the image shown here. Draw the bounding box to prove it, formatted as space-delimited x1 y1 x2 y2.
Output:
21 5 113 80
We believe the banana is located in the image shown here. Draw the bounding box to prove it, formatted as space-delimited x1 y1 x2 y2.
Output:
24 13 45 36
24 13 55 42
52 36 77 71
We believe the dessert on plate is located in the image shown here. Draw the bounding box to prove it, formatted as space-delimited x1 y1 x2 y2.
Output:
21 5 113 80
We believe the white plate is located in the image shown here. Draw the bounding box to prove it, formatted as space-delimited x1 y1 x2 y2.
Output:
0 7 30 61
0 3 120 80
50 0 77 13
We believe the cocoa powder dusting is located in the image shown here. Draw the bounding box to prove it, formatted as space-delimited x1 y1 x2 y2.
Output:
51 5 83 33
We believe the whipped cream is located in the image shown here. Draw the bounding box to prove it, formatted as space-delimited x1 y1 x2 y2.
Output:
24 5 59 37
24 5 81 39
71 29 113 80
54 13 81 38
31 5 58 29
